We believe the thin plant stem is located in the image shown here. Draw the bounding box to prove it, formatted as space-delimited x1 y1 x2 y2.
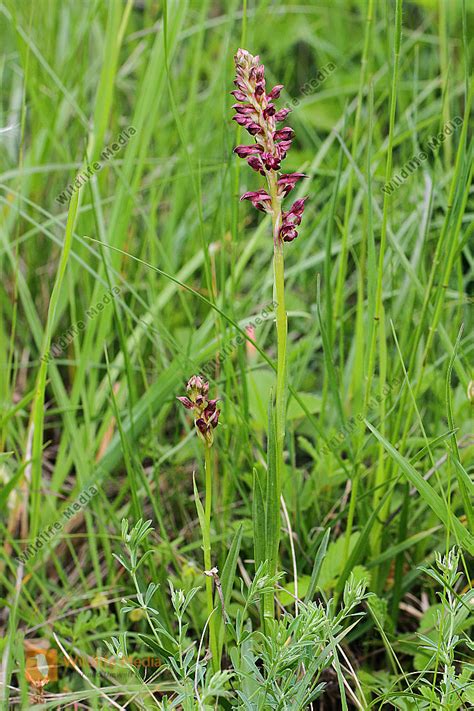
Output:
269 169 286 457
204 444 219 671
263 172 287 623
272 236 287 473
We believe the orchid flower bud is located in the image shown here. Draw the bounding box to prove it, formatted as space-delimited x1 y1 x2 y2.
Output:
177 377 221 447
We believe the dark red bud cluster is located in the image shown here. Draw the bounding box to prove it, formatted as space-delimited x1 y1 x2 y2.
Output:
280 198 307 242
177 376 220 446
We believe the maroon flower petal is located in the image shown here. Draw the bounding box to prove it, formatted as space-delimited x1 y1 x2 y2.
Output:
276 139 292 157
247 121 262 135
267 84 284 99
240 189 270 201
263 104 276 119
274 108 291 122
233 145 260 158
279 198 308 242
232 104 255 115
232 114 252 127
231 89 247 101
262 152 280 171
282 227 298 242
279 172 307 182
177 396 194 410
240 189 272 212
210 409 221 428
273 127 294 141
277 173 307 196
292 197 307 212
247 155 264 172
195 418 208 435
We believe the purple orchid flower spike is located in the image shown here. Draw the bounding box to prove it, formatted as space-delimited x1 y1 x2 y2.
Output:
232 48 308 244
177 376 220 447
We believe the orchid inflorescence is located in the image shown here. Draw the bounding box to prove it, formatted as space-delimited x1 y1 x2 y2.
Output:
177 375 220 447
232 48 307 243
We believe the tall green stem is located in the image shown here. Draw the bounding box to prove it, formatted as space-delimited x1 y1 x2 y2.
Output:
203 445 218 670
270 173 287 471
273 242 287 480
263 174 287 624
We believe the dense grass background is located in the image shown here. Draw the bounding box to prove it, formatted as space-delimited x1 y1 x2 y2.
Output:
0 0 473 708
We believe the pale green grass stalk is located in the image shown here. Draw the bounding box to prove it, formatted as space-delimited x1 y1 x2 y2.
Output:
193 446 218 674
438 0 452 168
388 7 472 453
203 445 218 671
29 188 80 539
362 0 403 567
333 0 374 368
384 79 473 575
261 167 287 625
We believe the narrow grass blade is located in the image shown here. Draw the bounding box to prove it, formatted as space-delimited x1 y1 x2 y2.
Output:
305 528 330 603
29 188 80 537
252 467 266 570
366 421 474 554
216 524 243 662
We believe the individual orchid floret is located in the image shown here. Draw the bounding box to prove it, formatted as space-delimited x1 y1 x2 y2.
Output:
273 127 294 141
240 189 272 213
233 145 262 158
232 48 308 245
280 198 307 243
267 84 283 99
274 108 291 122
277 173 307 197
195 399 220 441
177 376 220 447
